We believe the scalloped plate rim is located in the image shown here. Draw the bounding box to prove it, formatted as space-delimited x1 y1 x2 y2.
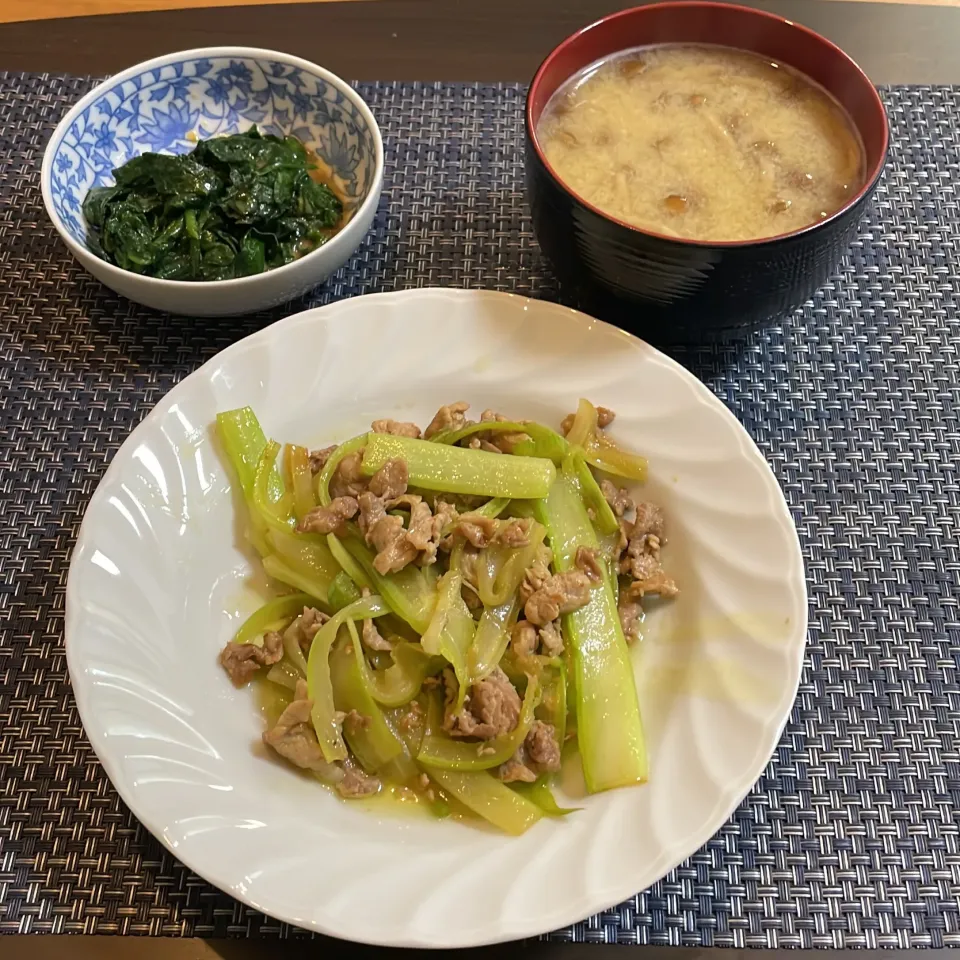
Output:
65 287 807 947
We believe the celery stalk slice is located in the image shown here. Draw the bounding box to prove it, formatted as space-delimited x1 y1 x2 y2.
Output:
253 441 296 535
316 433 369 506
427 768 544 835
420 571 475 710
266 527 340 601
351 637 439 708
567 451 619 537
216 407 288 554
327 533 373 590
266 659 301 692
536 473 647 793
285 443 316 521
261 554 330 610
216 407 283 504
362 434 556 499
231 593 311 647
565 398 598 449
585 436 648 483
328 570 362 611
331 623 408 774
476 520 546 607
306 594 389 763
469 595 520 682
563 398 649 482
509 778 580 817
431 420 569 463
538 661 568 741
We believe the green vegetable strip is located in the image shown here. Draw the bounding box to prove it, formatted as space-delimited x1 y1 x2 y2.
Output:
306 594 389 763
511 429 570 462
278 603 310 675
266 528 340 602
585 437 648 483
362 434 557 499
342 535 436 634
216 408 282 501
477 497 511 519
232 593 311 646
397 690 433 757
431 421 569 463
563 398 648 482
423 686 445 734
565 398 598 449
286 444 316 521
327 533 372 590
506 499 538 519
265 659 301 692
418 675 539 771
330 624 406 773
476 521 546 606
216 407 285 555
509 778 580 817
351 638 438 708
448 538 466 578
536 472 647 793
420 571 476 711
316 434 368 506
469 595 520 682
568 452 620 536
596 529 622 606
478 497 512 518
538 663 568 742
253 441 296 535
427 768 544 836
327 570 362 611
427 793 452 820
563 645 578 739
496 656 530 690
261 554 330 617
476 545 508 607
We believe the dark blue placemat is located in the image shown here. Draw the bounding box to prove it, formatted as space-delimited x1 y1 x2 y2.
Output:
0 74 958 946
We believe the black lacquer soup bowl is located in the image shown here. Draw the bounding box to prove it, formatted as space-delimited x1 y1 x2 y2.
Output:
525 1 890 341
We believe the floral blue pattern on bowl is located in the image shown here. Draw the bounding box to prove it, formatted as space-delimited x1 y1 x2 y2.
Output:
48 53 379 248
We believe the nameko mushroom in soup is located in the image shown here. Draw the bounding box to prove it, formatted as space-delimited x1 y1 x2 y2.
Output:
536 44 866 243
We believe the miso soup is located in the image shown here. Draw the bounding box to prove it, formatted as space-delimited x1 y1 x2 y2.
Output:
536 44 866 242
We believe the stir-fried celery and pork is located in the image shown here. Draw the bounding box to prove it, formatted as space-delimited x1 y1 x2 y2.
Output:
216 400 678 834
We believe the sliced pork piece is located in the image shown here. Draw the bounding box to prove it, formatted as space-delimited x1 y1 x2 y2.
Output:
219 628 283 686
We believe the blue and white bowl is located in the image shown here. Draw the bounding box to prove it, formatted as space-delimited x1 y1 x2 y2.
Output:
42 48 384 316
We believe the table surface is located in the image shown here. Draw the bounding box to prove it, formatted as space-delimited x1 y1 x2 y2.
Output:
2 0 959 956
3 0 957 27
0 0 959 83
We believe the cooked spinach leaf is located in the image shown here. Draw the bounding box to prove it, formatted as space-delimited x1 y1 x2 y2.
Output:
82 127 344 282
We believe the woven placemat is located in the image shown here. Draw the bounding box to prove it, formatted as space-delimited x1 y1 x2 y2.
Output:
0 73 959 947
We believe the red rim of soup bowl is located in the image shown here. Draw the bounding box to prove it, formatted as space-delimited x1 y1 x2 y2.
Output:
526 1 890 249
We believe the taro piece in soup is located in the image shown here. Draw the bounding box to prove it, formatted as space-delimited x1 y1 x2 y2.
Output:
536 44 867 243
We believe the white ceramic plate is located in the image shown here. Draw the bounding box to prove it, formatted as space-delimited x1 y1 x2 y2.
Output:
66 288 807 948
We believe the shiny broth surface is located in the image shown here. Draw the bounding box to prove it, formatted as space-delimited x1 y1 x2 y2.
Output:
537 44 866 242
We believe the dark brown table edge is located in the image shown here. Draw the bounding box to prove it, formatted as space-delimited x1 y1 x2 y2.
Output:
12 942 960 957
0 0 958 85
3 0 959 955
